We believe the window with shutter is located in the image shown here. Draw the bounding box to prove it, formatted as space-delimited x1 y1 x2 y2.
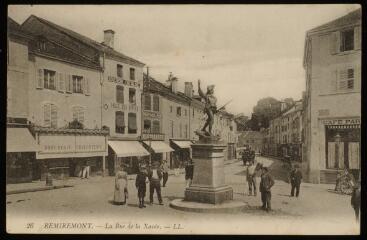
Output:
129 88 136 104
37 69 44 89
116 85 124 103
72 75 83 93
128 113 137 134
115 111 125 134
153 95 159 112
338 68 354 91
340 29 354 52
143 120 151 133
58 73 65 92
144 94 151 110
44 69 56 90
72 106 85 124
152 120 160 133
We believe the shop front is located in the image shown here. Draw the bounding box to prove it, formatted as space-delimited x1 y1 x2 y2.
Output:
6 127 39 183
170 140 192 169
318 118 361 183
108 140 150 175
142 140 174 166
34 128 109 180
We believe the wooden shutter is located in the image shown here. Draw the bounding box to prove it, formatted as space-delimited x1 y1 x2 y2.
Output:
354 26 361 50
51 104 58 128
66 74 72 93
43 104 51 127
37 69 44 89
355 65 361 91
58 73 65 92
84 77 90 95
330 31 340 55
338 68 348 91
54 72 59 91
79 107 84 124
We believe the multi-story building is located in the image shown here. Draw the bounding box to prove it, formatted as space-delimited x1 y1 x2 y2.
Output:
238 130 264 153
262 100 303 161
303 9 361 183
8 16 110 181
213 110 237 160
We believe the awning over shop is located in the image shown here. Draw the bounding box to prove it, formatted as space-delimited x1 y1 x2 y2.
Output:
7 128 39 152
171 140 193 149
109 141 150 157
143 141 174 153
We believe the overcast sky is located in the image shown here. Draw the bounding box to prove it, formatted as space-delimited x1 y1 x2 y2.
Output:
8 4 360 116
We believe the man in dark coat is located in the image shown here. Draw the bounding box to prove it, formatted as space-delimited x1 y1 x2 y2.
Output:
148 162 163 205
289 164 303 197
260 166 274 212
351 181 361 221
185 159 194 187
135 166 147 208
161 160 169 187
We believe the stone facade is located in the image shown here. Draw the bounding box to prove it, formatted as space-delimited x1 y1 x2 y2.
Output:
303 9 361 183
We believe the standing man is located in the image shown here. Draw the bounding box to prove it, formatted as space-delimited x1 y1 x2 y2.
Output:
148 161 163 205
246 161 257 196
351 181 361 222
161 160 169 187
289 164 303 197
259 167 274 212
185 159 194 187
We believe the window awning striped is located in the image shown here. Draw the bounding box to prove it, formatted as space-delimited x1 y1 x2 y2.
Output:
326 124 360 129
171 140 193 149
143 141 174 153
108 141 150 157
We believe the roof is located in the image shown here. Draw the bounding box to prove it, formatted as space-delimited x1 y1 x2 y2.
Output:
22 15 145 66
307 8 361 35
8 17 34 40
143 74 191 105
283 101 303 116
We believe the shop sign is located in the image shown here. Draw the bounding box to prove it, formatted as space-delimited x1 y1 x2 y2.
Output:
107 76 141 88
143 111 161 118
322 118 360 125
105 102 138 112
38 135 106 154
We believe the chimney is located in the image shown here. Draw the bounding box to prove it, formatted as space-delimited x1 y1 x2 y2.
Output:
167 72 178 94
184 82 193 98
103 29 115 49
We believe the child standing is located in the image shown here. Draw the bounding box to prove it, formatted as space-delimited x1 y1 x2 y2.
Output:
135 166 147 208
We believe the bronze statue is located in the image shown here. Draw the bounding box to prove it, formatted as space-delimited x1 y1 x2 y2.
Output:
198 79 217 136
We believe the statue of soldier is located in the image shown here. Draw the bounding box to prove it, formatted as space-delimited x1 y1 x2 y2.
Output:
198 79 217 136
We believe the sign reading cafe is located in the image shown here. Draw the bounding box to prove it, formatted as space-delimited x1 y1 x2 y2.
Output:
322 118 360 125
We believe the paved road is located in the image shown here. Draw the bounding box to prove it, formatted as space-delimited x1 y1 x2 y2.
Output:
6 156 359 234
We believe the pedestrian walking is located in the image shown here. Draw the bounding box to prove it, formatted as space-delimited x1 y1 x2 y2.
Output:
161 160 169 187
113 164 128 206
135 165 148 208
351 181 361 222
260 166 274 212
81 160 90 179
246 161 257 196
148 161 163 205
185 159 194 187
289 164 302 197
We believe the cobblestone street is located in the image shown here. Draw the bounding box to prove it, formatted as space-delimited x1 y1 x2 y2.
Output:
6 157 359 234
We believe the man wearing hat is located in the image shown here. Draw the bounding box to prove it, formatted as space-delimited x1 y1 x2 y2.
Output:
289 164 303 197
135 164 148 208
161 160 169 187
259 166 274 212
148 161 163 205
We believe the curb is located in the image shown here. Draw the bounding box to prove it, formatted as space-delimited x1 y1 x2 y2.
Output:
7 185 74 195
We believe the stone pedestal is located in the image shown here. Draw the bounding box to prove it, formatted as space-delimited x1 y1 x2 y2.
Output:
184 143 233 204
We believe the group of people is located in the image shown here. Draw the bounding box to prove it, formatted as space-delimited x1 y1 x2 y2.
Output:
244 160 303 212
113 160 170 208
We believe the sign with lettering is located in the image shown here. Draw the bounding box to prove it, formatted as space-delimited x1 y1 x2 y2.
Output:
107 76 141 88
143 111 161 118
322 118 360 125
37 135 107 159
105 102 138 112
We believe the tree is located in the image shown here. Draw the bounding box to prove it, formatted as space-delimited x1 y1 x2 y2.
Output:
248 97 281 130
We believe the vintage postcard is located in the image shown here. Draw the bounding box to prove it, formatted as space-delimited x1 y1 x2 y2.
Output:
6 4 361 235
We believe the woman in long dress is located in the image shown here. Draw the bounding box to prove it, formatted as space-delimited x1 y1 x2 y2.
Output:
114 165 128 205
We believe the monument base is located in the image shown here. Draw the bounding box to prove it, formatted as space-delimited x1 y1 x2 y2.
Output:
185 185 233 204
170 199 247 213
